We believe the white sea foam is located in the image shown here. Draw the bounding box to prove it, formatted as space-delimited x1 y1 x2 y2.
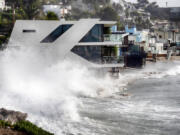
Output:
118 61 180 83
0 45 180 134
0 46 123 134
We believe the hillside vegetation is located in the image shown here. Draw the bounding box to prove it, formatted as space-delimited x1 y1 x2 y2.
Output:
0 120 54 135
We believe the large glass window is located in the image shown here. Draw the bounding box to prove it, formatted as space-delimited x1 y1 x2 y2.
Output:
71 46 102 63
41 24 73 43
80 24 104 42
71 46 124 64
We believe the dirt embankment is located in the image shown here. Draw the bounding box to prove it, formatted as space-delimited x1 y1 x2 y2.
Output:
0 128 27 135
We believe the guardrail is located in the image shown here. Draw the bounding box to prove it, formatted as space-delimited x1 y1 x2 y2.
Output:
103 34 123 42
101 56 124 64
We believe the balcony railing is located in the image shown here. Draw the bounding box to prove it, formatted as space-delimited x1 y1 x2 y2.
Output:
104 34 123 42
101 56 124 64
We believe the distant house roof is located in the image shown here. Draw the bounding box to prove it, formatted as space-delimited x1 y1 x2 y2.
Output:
170 7 180 13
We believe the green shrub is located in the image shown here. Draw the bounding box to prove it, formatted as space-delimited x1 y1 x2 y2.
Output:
0 120 11 128
0 120 53 135
45 11 59 20
13 121 54 135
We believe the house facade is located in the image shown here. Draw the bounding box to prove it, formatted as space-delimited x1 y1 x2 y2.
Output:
9 19 126 71
125 25 149 51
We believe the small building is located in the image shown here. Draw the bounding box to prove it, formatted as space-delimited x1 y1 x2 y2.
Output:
176 33 180 43
153 28 180 44
43 4 72 19
0 0 11 11
70 0 93 12
125 25 149 52
149 43 167 56
136 8 151 21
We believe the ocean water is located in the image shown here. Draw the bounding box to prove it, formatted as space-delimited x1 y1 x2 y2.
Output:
0 47 180 135
77 76 180 135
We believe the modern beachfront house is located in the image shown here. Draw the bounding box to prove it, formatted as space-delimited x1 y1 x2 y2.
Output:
9 19 127 72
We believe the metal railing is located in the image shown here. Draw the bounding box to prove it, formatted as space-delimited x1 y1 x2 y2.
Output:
101 56 124 64
103 34 123 42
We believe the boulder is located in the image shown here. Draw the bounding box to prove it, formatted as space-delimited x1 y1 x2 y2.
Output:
0 108 27 124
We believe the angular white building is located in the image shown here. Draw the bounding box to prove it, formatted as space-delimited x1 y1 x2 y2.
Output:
9 19 126 70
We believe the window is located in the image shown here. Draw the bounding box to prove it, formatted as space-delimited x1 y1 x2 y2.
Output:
41 24 73 43
79 24 104 42
23 29 36 33
71 46 102 63
71 46 123 64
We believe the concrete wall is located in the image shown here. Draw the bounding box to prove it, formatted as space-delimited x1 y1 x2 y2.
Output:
176 34 180 42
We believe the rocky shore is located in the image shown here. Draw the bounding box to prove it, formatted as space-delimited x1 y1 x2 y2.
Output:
0 108 27 124
0 108 53 135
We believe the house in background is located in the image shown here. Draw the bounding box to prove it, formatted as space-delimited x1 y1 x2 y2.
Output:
43 4 72 19
149 36 167 57
43 5 61 18
136 8 151 21
125 25 149 52
0 0 11 11
0 0 5 11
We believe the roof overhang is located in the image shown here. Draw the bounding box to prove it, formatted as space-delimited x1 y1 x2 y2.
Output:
16 19 117 26
97 21 116 27
77 42 127 46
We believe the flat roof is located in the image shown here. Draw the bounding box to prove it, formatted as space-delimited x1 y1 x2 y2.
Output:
16 19 116 25
77 42 127 46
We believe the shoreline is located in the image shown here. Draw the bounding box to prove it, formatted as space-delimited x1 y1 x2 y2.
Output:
146 56 180 62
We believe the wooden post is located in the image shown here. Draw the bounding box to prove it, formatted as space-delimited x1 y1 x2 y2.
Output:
12 3 15 24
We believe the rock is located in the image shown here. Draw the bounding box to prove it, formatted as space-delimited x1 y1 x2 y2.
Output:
0 108 28 124
120 93 129 97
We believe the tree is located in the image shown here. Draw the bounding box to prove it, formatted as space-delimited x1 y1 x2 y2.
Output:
98 6 118 21
125 8 130 18
22 0 41 19
45 11 59 20
6 0 40 19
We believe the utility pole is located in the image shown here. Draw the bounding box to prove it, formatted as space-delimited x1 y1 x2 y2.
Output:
12 3 15 24
166 2 168 7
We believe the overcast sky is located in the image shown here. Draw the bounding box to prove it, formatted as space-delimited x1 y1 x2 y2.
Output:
123 0 180 7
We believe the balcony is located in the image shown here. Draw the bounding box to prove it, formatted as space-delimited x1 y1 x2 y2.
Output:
101 56 124 64
104 34 123 42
